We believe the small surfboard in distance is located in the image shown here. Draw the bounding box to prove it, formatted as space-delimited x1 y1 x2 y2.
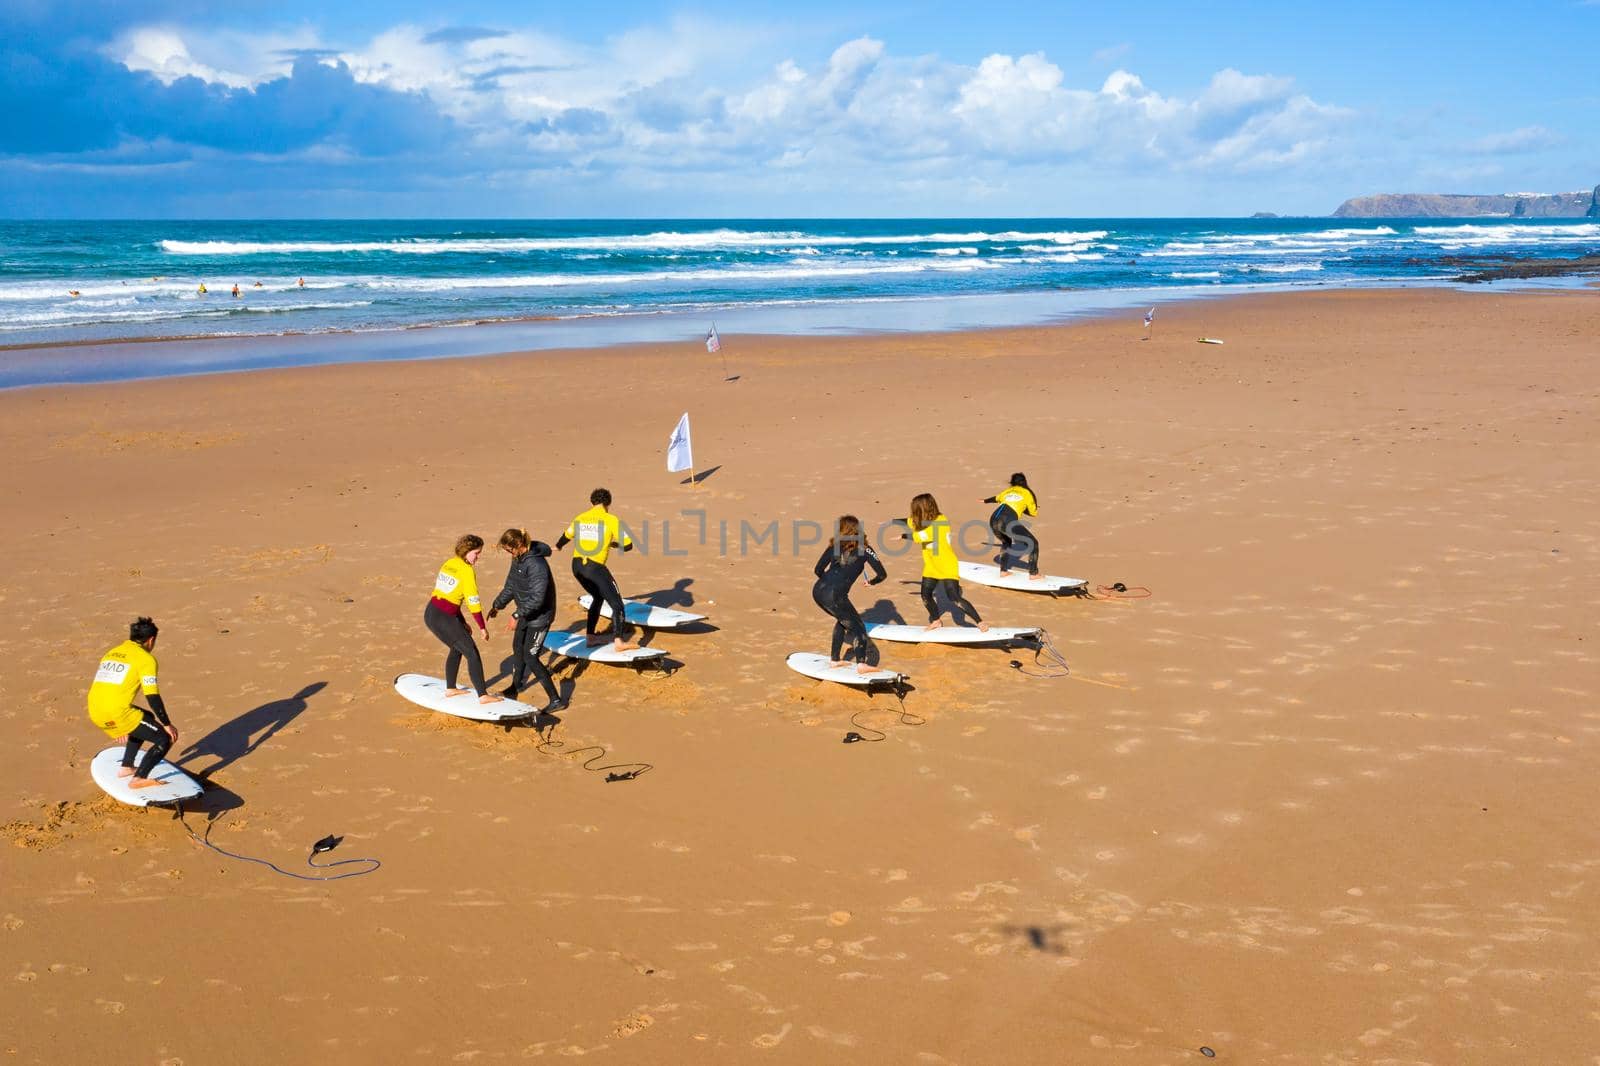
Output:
91 745 202 807
866 623 1040 645
394 673 540 722
958 561 1087 595
577 595 705 629
1198 337 1225 345
786 652 904 687
545 630 669 664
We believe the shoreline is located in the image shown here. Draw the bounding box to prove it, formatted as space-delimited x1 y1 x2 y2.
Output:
1 275 1592 391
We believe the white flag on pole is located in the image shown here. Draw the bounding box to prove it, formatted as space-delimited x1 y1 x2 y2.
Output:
705 324 721 353
1143 307 1155 327
666 412 693 473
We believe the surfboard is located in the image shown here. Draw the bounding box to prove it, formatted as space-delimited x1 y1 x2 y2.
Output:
544 630 669 664
577 595 705 628
90 745 202 807
785 652 904 687
1198 337 1226 345
866 623 1040 644
393 673 541 721
958 561 1087 594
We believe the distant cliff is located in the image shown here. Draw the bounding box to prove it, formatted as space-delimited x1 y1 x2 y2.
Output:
1334 185 1600 218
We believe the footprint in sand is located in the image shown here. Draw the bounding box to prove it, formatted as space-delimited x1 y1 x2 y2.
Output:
827 911 852 926
752 1023 793 1049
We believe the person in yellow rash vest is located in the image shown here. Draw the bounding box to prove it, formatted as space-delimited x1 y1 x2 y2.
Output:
982 472 1043 579
423 534 500 704
86 617 179 790
892 492 990 631
555 487 638 652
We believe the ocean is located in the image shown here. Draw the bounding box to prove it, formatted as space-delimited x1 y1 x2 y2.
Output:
1 218 1595 384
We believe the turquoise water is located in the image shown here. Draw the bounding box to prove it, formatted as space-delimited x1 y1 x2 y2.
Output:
0 217 1594 385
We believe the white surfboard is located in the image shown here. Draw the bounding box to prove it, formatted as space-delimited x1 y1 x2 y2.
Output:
786 652 904 687
90 745 202 807
866 623 1040 644
393 673 542 722
959 561 1087 594
544 630 669 664
577 595 705 629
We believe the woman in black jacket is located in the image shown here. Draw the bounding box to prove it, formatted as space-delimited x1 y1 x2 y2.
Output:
489 528 564 710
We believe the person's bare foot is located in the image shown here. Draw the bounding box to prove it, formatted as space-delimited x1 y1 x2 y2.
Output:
854 663 879 675
924 619 943 631
1027 572 1045 581
478 693 504 705
611 639 638 653
128 776 163 790
117 766 136 779
829 660 849 669
976 620 991 632
444 687 470 698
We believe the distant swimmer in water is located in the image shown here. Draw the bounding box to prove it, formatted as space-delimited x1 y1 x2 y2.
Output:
424 534 501 705
982 472 1042 579
297 277 305 287
812 514 887 673
892 492 989 632
197 283 208 295
68 290 80 297
231 283 240 298
86 617 181 790
253 281 263 288
555 487 638 652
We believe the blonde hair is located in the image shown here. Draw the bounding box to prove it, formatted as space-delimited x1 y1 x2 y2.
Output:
909 493 940 531
454 533 485 559
830 515 866 556
498 527 531 553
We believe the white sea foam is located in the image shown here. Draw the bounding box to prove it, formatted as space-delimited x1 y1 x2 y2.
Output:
157 229 1111 255
1169 271 1222 279
359 259 1003 293
1244 263 1325 274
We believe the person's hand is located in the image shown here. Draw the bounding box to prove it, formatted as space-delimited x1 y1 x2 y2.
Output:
164 724 179 744
487 607 499 620
479 628 492 642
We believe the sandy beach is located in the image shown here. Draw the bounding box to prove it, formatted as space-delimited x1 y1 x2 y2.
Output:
2 286 1596 1064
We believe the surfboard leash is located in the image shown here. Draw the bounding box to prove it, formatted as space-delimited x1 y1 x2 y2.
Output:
174 801 382 881
843 683 925 744
1011 628 1073 679
534 723 653 782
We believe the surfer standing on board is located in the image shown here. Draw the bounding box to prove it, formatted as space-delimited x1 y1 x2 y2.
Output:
893 493 990 632
86 617 180 790
488 528 565 711
812 515 887 673
424 535 501 705
983 473 1043 579
556 488 638 652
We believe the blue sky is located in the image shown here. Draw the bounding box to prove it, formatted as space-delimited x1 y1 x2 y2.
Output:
1 0 1595 218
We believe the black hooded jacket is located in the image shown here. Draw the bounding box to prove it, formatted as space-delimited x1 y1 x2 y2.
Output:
492 542 556 627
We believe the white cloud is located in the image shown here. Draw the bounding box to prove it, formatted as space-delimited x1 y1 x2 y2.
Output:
109 19 1354 185
1463 125 1564 155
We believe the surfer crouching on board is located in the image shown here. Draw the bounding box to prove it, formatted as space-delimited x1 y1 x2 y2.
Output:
812 515 887 673
893 493 990 632
86 617 180 790
424 535 501 706
556 488 638 652
983 473 1042 579
488 528 565 711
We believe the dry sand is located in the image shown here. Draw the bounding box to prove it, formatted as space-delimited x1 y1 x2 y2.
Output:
1 287 1596 1064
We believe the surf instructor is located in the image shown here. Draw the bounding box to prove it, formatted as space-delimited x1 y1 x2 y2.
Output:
424 534 501 705
489 528 564 711
556 487 638 652
86 617 179 790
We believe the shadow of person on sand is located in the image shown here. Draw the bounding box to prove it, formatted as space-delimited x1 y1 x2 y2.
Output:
632 577 696 608
177 681 326 780
861 598 907 625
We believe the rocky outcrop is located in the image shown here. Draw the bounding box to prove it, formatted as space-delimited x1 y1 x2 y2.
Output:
1334 185 1600 218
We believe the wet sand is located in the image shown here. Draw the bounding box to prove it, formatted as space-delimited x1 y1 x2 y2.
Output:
2 287 1596 1064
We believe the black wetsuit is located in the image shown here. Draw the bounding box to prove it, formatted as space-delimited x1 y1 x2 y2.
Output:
812 542 887 665
122 695 172 779
424 600 488 696
491 543 560 705
984 501 1040 575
